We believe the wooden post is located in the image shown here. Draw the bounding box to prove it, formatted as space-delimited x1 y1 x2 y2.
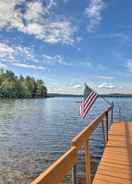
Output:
106 111 108 142
84 141 91 184
111 103 114 124
101 120 106 146
118 105 121 121
72 165 77 184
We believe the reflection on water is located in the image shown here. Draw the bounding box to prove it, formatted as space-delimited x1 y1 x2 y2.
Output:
0 97 132 183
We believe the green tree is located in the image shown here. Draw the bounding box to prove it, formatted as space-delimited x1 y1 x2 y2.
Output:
35 80 47 97
0 79 18 98
0 69 47 98
25 76 36 97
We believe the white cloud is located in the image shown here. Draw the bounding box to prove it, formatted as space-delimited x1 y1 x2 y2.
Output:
85 0 105 32
127 60 132 73
40 21 76 44
41 54 72 66
0 42 15 60
48 83 83 94
71 84 82 89
0 42 68 70
42 54 64 65
97 32 130 41
0 0 76 45
98 75 114 80
98 82 116 89
0 62 7 69
0 42 37 63
24 2 44 21
12 63 45 70
0 42 46 70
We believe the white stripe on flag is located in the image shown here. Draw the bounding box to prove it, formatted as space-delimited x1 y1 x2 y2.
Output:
84 92 96 110
82 94 97 118
84 91 95 106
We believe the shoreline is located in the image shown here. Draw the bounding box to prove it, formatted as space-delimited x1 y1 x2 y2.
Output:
0 94 132 99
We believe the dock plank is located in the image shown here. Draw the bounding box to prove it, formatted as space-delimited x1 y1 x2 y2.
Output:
93 122 132 184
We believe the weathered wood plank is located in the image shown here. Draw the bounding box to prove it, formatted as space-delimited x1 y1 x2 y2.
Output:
93 122 132 184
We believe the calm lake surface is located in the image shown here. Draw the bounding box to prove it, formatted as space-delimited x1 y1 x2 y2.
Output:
0 97 132 184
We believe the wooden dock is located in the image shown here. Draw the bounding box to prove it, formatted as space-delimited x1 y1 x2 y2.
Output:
32 105 132 184
93 122 132 184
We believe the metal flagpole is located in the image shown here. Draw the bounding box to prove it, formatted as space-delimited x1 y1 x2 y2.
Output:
100 96 114 125
100 95 113 106
85 83 114 106
89 83 114 123
83 83 114 122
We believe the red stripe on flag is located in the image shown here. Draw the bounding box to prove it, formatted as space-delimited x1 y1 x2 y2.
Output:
84 92 97 110
84 91 95 106
80 92 97 117
82 94 97 118
80 101 84 117
80 92 96 117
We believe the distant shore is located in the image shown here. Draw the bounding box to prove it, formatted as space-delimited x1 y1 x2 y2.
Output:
48 93 132 98
1 92 132 99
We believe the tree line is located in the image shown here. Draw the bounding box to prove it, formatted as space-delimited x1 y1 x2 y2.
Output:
0 69 47 98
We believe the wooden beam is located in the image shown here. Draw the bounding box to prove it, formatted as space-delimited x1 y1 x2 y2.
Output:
31 146 77 184
84 141 91 184
72 106 112 149
32 106 112 184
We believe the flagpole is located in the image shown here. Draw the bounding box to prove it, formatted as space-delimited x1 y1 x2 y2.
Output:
85 83 113 106
87 84 114 115
100 95 113 106
100 95 114 124
80 83 114 119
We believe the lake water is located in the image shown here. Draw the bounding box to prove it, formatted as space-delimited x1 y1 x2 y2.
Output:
0 97 132 184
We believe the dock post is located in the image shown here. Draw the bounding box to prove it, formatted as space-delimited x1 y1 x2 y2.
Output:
72 165 77 184
84 141 91 184
111 102 114 124
106 111 108 142
102 120 106 146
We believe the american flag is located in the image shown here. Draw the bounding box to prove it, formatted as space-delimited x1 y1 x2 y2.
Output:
80 84 98 118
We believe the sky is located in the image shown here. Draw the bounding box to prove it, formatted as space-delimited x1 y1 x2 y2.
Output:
0 0 132 94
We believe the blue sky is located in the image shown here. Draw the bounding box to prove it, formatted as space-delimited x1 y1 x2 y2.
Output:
0 0 132 94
